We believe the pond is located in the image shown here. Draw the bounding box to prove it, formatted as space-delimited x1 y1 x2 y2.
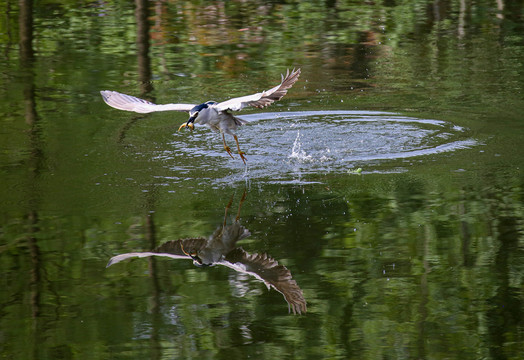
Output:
1 1 523 359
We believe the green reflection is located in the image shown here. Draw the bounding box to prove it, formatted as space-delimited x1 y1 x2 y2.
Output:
0 0 523 359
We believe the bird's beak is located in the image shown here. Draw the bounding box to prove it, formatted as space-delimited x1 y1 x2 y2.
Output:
193 259 207 267
177 115 196 132
187 253 209 267
187 114 197 125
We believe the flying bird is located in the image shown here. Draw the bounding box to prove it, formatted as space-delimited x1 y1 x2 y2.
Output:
100 68 301 164
106 193 307 315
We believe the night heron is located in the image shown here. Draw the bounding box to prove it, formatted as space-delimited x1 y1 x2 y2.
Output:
100 68 301 164
106 192 307 315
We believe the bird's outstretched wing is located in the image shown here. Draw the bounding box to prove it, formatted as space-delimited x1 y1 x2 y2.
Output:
215 68 301 112
222 247 307 314
100 90 196 114
154 238 208 255
106 238 207 267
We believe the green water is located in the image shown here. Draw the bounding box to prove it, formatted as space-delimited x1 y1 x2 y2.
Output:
1 1 523 359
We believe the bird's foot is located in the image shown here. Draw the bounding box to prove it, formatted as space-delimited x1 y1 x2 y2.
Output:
224 146 235 159
178 123 194 132
238 151 247 164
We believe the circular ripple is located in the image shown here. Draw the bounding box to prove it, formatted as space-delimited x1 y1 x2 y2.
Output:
155 110 477 185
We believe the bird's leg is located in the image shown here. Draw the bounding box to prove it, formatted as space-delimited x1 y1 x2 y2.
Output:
222 133 234 159
223 193 235 227
177 122 194 132
235 189 247 221
233 135 247 164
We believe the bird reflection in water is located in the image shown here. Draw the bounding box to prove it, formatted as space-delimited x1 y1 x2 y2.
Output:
107 192 307 315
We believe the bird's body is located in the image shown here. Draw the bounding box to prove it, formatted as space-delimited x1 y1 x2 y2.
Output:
188 102 248 135
100 68 301 164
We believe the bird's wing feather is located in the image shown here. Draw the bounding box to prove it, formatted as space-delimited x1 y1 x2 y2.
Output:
106 238 207 267
100 90 195 113
154 238 207 255
215 68 301 112
222 247 307 314
106 252 189 267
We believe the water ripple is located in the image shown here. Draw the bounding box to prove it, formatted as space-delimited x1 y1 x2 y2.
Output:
152 110 478 185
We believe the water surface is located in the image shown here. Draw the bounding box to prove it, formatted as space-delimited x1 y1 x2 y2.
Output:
0 1 523 359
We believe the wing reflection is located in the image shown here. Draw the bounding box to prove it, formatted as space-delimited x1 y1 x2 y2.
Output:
107 192 307 315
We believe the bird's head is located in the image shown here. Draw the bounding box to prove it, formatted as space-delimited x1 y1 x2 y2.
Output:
187 253 213 268
185 101 217 127
180 242 213 267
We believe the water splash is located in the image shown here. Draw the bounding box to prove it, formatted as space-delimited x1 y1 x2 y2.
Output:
288 131 312 162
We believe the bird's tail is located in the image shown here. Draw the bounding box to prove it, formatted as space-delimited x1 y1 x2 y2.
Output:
233 116 248 127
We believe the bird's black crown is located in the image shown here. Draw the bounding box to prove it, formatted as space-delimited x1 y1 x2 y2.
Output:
190 101 217 114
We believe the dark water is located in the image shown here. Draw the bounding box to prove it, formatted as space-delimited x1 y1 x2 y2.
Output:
1 1 523 359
